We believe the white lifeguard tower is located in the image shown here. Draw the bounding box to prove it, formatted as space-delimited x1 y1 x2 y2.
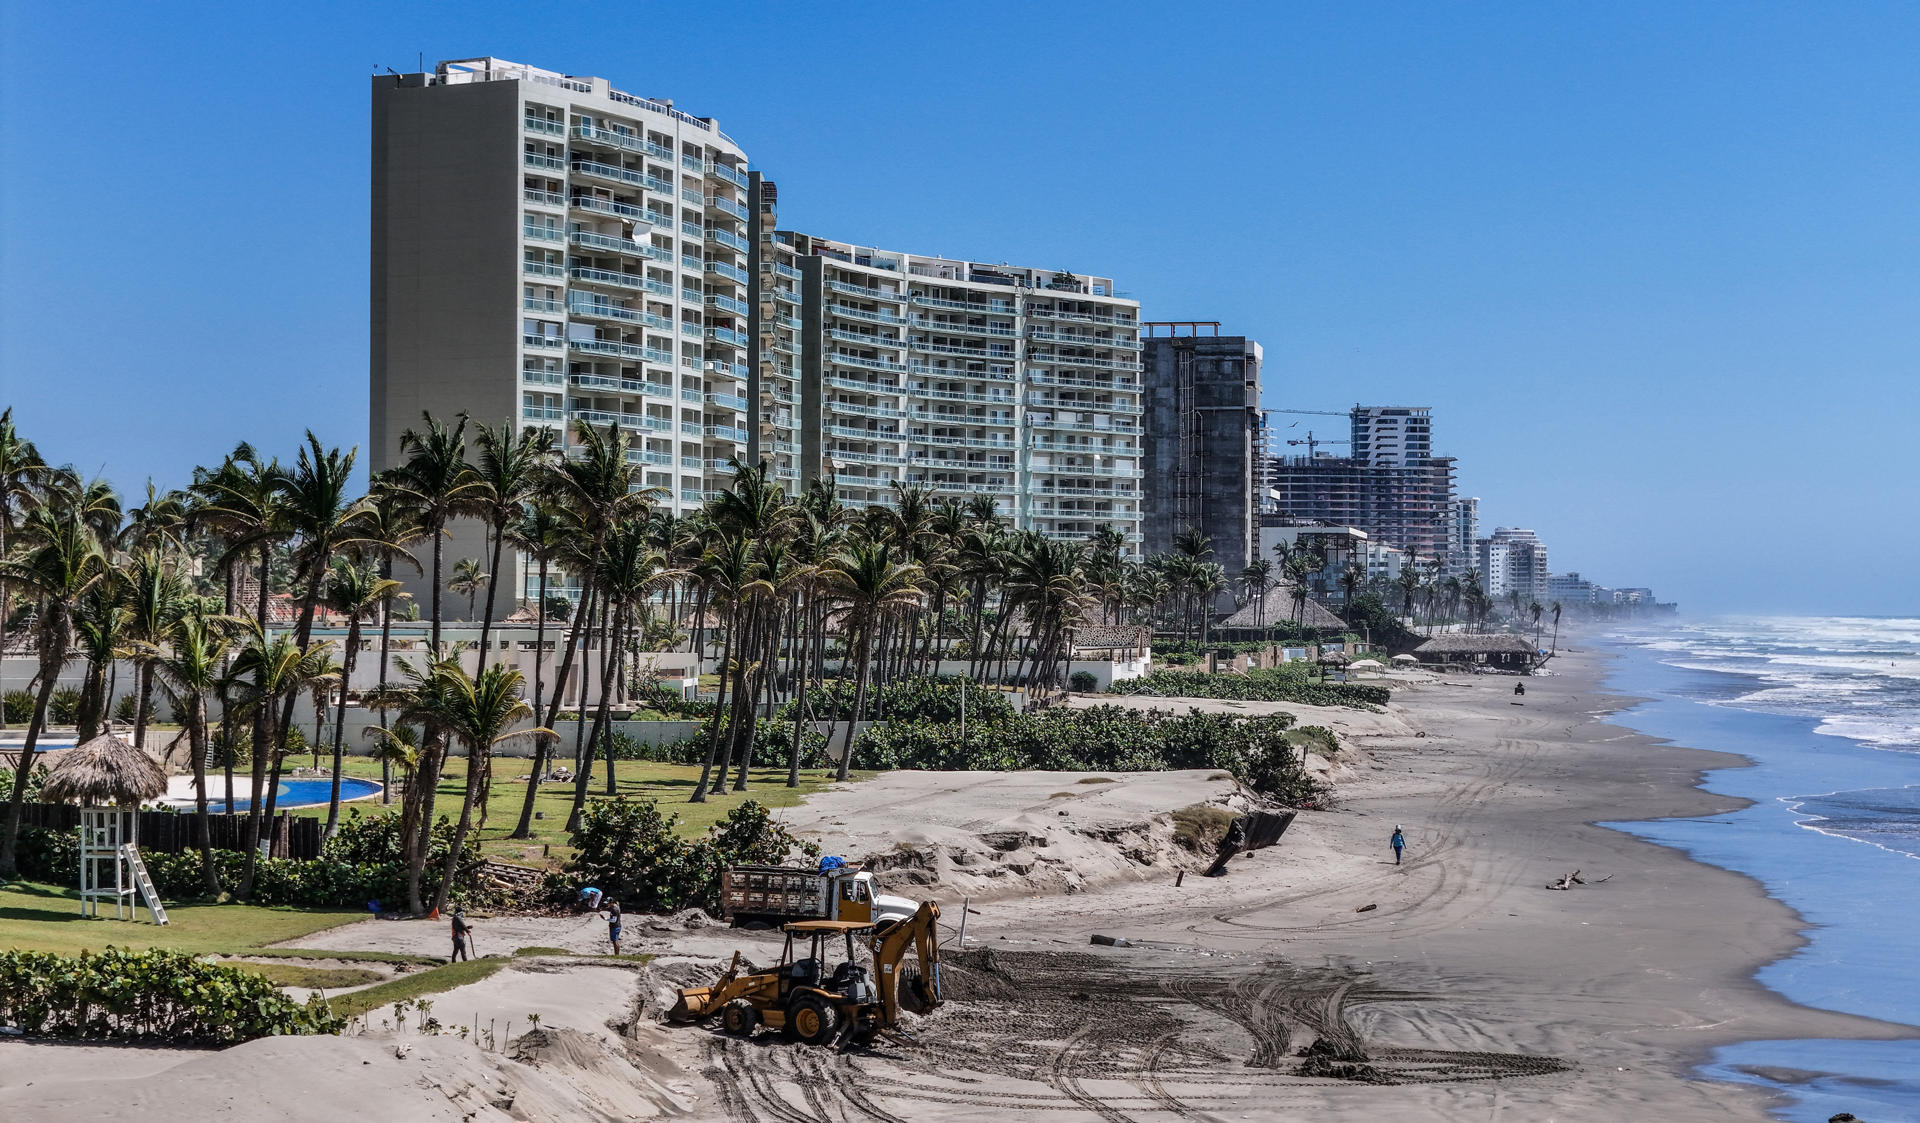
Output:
39 729 170 924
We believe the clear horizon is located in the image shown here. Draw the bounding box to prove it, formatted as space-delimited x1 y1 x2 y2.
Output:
3 3 1917 615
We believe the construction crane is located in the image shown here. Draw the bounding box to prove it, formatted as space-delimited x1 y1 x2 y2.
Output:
1284 430 1351 458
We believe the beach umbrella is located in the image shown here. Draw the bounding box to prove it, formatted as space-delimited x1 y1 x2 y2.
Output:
39 729 169 807
1350 658 1385 669
1391 653 1418 664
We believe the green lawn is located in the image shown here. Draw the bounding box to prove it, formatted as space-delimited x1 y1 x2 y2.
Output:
300 756 865 870
0 880 361 958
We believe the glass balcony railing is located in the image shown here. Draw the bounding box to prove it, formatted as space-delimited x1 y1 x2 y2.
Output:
525 116 566 136
568 338 649 361
524 188 565 208
704 261 749 286
523 151 565 171
523 297 565 314
567 266 650 291
523 334 565 351
521 368 566 386
705 393 749 411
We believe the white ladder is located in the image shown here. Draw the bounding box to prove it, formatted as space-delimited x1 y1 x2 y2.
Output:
120 844 168 925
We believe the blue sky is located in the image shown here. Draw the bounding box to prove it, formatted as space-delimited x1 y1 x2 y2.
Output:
3 3 1917 614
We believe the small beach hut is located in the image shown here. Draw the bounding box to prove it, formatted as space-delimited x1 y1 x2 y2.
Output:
39 728 169 923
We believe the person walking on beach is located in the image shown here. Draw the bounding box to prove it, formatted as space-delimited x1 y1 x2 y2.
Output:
1390 826 1406 865
604 899 623 955
450 908 472 962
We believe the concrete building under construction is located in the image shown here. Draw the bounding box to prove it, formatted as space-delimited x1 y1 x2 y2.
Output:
1141 323 1262 572
1264 406 1457 565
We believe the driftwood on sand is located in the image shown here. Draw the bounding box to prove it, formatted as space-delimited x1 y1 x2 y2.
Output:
1546 870 1613 890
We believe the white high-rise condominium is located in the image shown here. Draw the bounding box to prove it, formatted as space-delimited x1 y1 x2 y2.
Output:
759 233 1144 548
371 58 759 605
1476 527 1550 604
371 57 1147 615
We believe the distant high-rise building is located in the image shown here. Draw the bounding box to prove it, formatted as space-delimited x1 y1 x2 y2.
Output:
1477 527 1549 604
1447 497 1479 574
1265 405 1456 564
1141 324 1261 572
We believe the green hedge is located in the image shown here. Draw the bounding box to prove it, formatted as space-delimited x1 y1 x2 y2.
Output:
782 675 1016 724
0 947 343 1043
849 705 1331 808
16 810 481 910
1110 667 1389 707
560 799 820 913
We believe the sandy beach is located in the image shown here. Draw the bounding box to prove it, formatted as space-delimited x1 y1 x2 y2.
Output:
4 644 1908 1121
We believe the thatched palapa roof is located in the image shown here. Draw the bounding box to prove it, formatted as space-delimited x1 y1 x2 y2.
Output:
39 730 169 807
1219 585 1348 632
1413 634 1538 656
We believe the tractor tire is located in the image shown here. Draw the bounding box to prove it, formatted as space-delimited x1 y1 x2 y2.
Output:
787 993 838 1046
898 966 931 1015
720 999 759 1038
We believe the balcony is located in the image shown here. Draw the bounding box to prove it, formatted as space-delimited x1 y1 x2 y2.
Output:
706 294 749 317
567 298 672 332
521 368 566 387
832 473 893 491
708 196 750 222
568 337 650 361
911 293 1015 314
826 375 903 397
706 459 740 475
905 385 1018 406
570 123 661 159
826 278 903 302
705 227 749 253
522 405 564 422
567 265 651 292
630 449 673 466
1027 370 1140 392
523 296 565 315
831 303 908 326
1031 463 1144 479
1025 305 1139 328
828 352 909 375
1028 416 1139 436
568 229 669 261
909 316 1017 339
1032 484 1139 498
828 328 905 350
705 424 749 442
523 259 565 278
831 448 908 467
524 151 566 172
568 194 666 225
910 433 1019 450
524 188 565 208
704 261 750 286
1028 329 1144 352
525 116 566 137
706 162 749 189
772 285 803 305
705 392 749 411
826 398 907 420
1030 396 1144 416
1032 352 1139 372
704 359 743 378
524 334 565 352
774 263 805 282
706 327 746 348
827 422 902 441
912 339 1011 360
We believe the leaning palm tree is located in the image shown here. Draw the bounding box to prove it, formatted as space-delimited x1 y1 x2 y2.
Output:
1529 600 1544 649
469 420 553 668
70 578 130 740
823 541 923 782
319 560 401 836
1241 559 1273 630
370 660 548 916
151 606 240 896
1549 600 1563 654
450 558 488 622
0 505 109 878
0 411 52 723
121 549 190 750
506 500 568 839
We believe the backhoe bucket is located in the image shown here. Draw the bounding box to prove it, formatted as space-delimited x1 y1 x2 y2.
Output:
668 985 721 1023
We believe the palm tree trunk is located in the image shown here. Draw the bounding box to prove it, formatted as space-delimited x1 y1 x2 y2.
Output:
691 611 734 803
133 663 154 749
431 734 487 916
324 617 361 837
511 557 552 840
240 545 273 898
0 648 62 879
477 523 507 672
835 626 871 783
189 696 220 896
543 585 594 728
377 583 394 805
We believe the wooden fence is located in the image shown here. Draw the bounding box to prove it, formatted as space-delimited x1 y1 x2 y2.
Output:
14 802 323 860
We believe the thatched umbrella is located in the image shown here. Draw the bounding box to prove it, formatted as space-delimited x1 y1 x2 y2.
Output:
1314 649 1351 682
40 729 169 807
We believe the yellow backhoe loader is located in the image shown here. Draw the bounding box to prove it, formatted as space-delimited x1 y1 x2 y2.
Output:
668 900 942 1045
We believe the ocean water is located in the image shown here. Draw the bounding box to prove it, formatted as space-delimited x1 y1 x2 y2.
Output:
1601 618 1920 1122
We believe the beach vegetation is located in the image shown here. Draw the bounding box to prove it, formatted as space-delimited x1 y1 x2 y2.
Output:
0 946 344 1042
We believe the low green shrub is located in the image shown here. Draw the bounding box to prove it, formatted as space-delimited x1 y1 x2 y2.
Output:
1 690 32 724
1111 667 1389 708
1068 671 1098 693
0 947 343 1043
783 675 1015 724
49 688 81 726
847 705 1330 808
561 798 819 914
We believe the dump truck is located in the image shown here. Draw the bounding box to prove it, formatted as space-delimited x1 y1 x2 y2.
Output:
668 901 943 1045
720 863 919 930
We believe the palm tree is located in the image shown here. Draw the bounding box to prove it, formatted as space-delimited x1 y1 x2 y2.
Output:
224 622 339 897
450 558 488 622
1529 600 1544 649
389 413 481 650
1338 564 1365 622
0 505 108 878
0 411 51 726
121 549 190 750
151 606 240 896
470 420 553 668
1241 559 1273 629
823 541 923 782
320 561 401 836
370 660 548 916
1549 600 1563 654
357 487 422 805
507 501 568 839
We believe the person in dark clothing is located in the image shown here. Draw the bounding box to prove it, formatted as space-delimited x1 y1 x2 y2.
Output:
450 909 472 962
1390 826 1406 865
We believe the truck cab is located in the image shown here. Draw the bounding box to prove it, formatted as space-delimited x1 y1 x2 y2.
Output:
831 870 919 929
